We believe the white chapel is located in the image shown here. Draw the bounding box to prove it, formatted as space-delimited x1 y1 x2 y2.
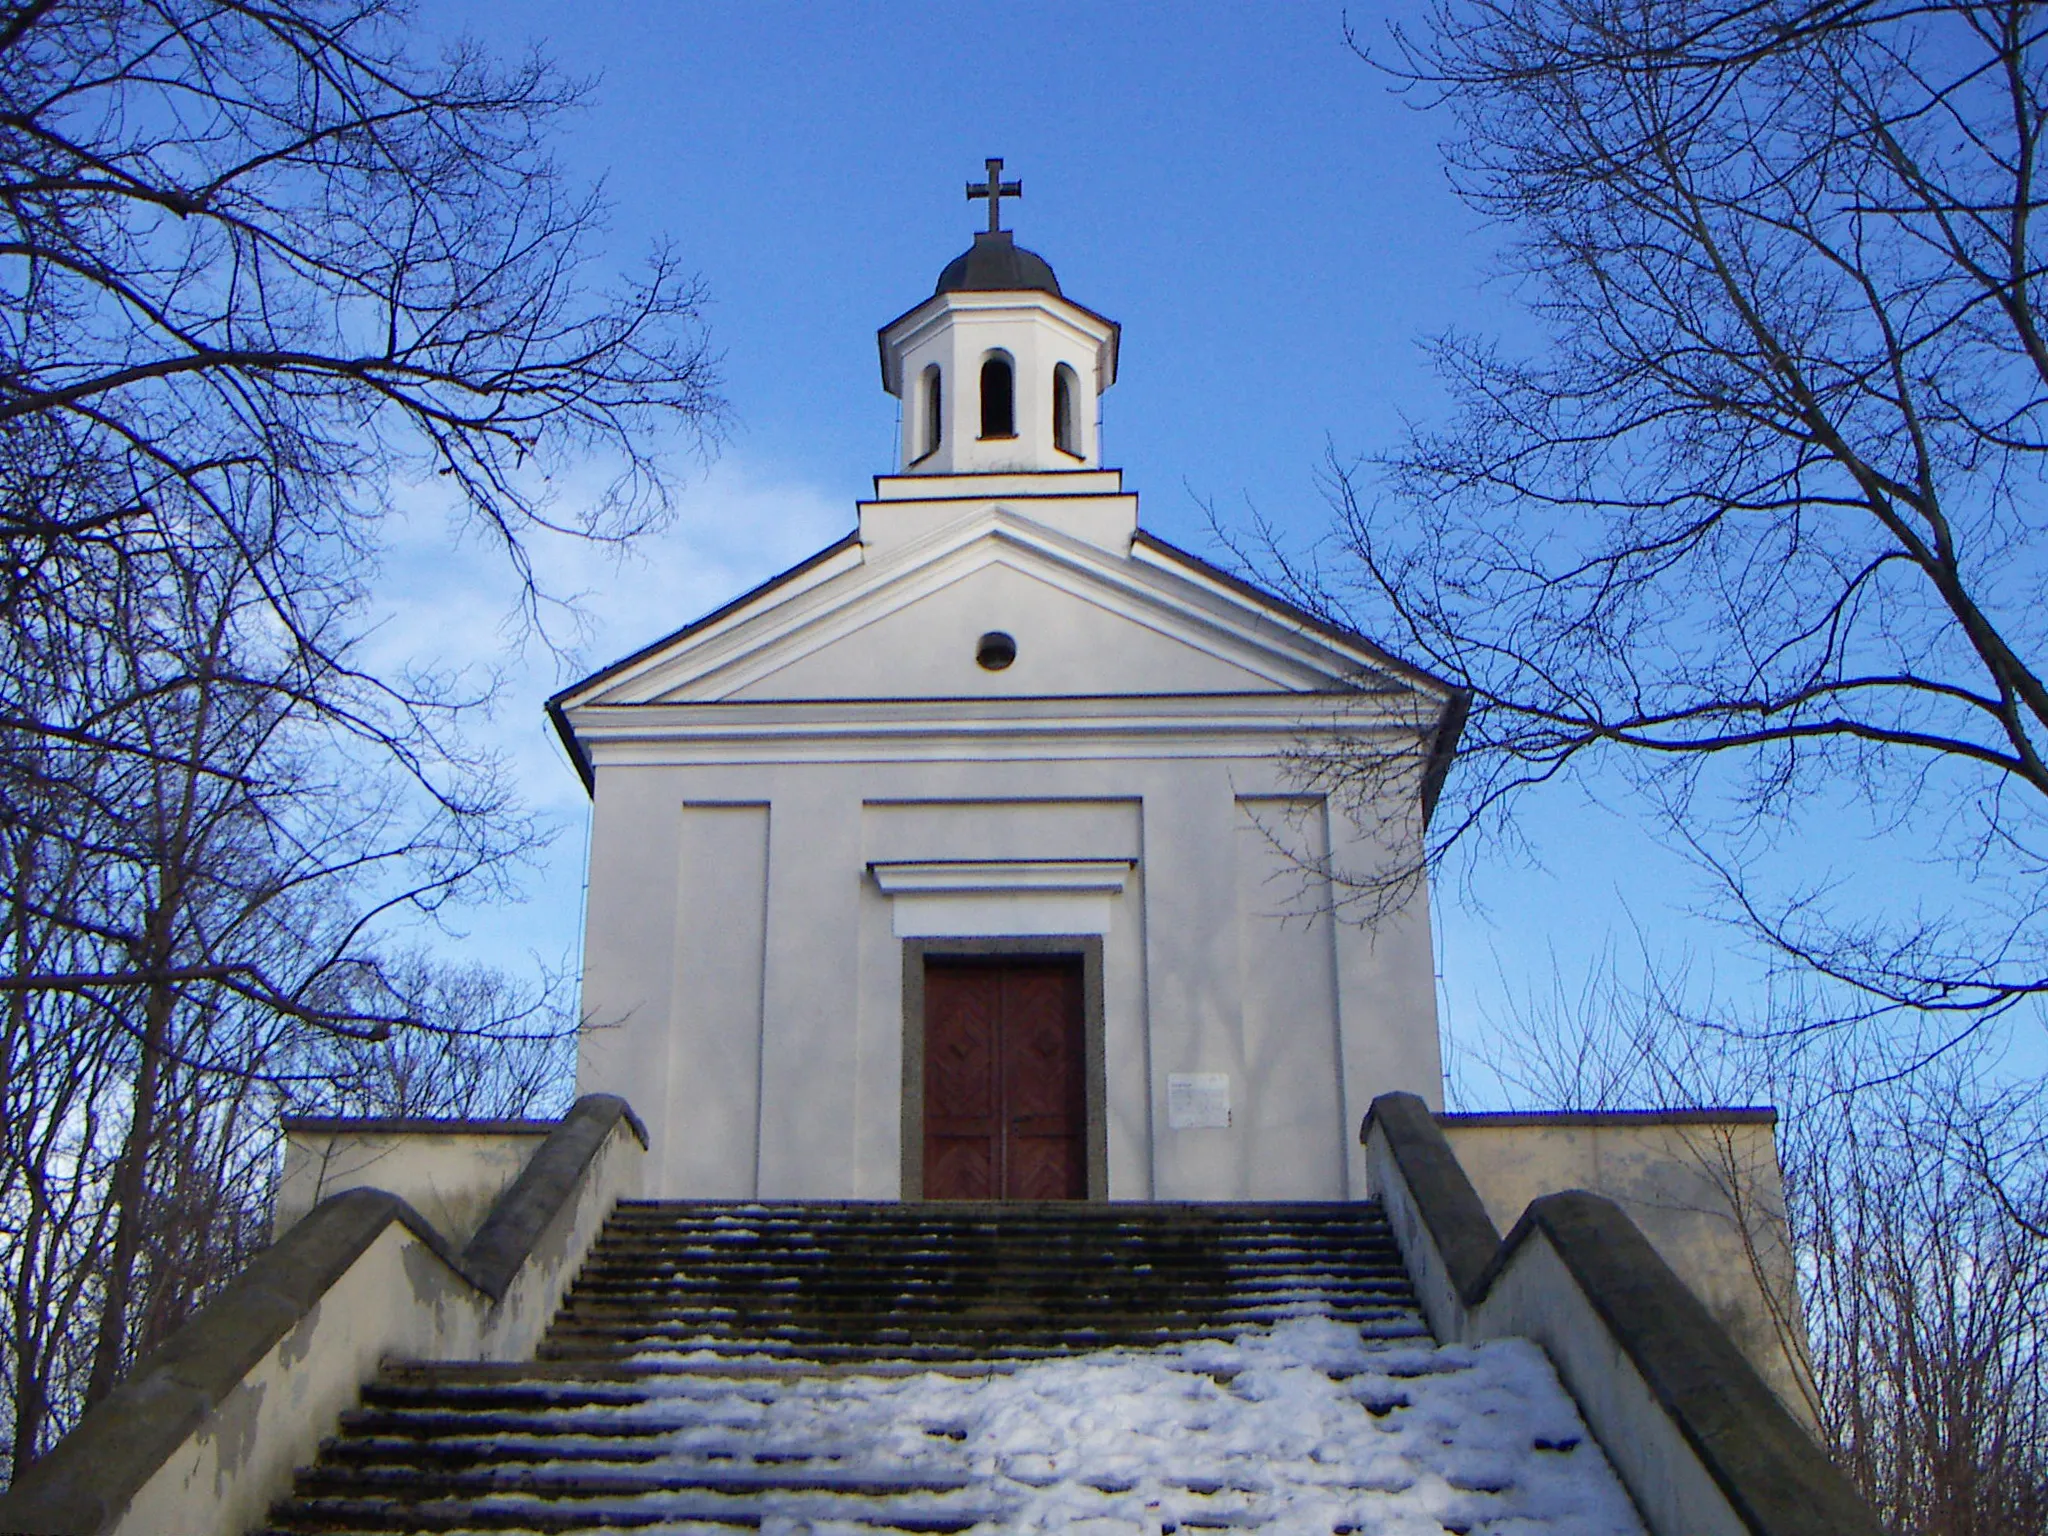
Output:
550 168 1465 1205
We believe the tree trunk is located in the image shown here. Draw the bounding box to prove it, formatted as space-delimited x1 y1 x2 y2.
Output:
7 1218 47 1475
81 963 174 1408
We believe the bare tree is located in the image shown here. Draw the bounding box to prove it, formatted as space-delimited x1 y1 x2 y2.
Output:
0 0 715 1475
0 519 563 1437
284 952 577 1120
1275 1 2048 1047
1296 21 2048 1517
0 0 722 986
0 0 720 555
1802 1069 2048 1534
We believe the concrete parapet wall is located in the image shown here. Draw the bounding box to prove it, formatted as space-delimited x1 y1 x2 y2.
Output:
1439 1110 1815 1422
275 1118 555 1248
1364 1092 1879 1536
0 1095 646 1536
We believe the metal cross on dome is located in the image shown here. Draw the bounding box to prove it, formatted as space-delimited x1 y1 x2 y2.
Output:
967 157 1022 234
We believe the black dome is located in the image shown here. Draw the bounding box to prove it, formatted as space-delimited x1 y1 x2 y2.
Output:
936 231 1061 296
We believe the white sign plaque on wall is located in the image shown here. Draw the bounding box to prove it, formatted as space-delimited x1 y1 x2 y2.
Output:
1167 1073 1231 1130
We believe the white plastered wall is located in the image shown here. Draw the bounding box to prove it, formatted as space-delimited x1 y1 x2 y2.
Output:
576 749 1443 1202
568 484 1450 1203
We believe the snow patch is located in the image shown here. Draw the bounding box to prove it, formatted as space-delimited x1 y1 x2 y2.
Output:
463 1319 1647 1533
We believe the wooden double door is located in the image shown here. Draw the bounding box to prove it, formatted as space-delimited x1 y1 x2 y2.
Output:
922 956 1088 1200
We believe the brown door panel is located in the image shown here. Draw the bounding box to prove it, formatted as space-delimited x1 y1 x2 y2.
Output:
924 1136 997 1201
923 957 1085 1200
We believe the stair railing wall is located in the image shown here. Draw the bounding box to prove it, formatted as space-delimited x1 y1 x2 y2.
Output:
1362 1092 1878 1536
0 1095 647 1536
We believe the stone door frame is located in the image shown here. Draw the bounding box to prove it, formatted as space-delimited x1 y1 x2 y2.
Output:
900 935 1109 1200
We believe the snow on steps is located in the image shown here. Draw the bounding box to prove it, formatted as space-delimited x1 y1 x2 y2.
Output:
258 1200 1643 1534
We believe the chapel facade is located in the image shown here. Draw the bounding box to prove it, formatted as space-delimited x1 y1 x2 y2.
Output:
550 174 1466 1204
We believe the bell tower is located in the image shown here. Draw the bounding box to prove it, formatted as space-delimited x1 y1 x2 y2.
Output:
878 159 1120 475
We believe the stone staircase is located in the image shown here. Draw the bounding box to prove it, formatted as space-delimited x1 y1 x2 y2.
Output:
549 1199 1425 1365
256 1200 1643 1534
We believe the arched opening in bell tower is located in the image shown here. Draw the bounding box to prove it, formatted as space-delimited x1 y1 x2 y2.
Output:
920 364 942 460
979 353 1015 439
1053 363 1081 459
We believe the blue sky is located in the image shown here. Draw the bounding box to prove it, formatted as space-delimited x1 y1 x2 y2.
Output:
411 0 1494 512
387 1 1822 1101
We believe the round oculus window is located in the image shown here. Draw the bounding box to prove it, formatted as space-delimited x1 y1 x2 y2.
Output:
976 631 1017 670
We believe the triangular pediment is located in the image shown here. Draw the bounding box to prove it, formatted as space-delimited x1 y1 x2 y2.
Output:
557 506 1448 712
